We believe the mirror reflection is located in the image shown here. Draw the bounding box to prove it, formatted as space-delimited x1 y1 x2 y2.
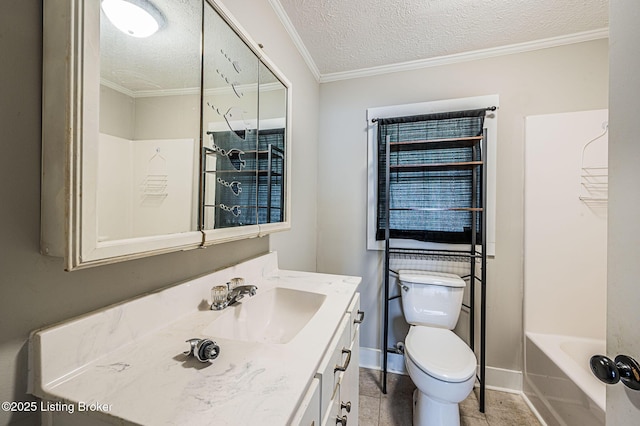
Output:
257 62 287 224
97 0 202 242
96 0 288 242
40 0 291 269
201 3 259 230
201 3 288 230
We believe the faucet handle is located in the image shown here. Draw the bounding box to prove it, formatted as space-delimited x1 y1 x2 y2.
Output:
228 277 244 291
185 338 220 362
211 285 228 310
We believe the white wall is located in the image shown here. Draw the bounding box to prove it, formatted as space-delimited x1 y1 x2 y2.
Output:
100 87 203 235
97 134 133 241
98 135 197 240
0 1 319 425
317 39 609 384
524 110 608 339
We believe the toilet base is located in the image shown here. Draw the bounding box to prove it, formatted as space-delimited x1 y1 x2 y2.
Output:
413 388 461 426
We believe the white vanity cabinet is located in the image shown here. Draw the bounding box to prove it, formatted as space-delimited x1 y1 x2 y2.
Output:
324 294 361 426
340 294 363 423
292 293 361 426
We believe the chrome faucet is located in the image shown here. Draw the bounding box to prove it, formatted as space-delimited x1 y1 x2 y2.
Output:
227 285 257 304
210 279 257 310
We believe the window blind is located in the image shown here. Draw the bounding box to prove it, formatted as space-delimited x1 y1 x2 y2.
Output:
376 109 486 244
257 129 285 224
212 128 285 226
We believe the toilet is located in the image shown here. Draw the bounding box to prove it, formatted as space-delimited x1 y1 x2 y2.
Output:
397 270 477 426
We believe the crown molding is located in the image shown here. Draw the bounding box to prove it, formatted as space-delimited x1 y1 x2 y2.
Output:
268 0 321 82
100 80 284 98
100 78 137 98
319 27 609 83
100 79 201 98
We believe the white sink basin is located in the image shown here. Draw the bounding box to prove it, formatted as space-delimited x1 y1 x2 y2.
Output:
203 287 327 344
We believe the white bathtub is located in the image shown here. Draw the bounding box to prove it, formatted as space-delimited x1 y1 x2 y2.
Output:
524 332 605 426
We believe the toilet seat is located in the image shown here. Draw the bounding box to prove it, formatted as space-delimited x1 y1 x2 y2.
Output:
405 326 476 383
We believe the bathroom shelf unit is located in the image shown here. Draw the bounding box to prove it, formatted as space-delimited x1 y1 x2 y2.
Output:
201 143 285 226
257 144 285 223
380 129 488 413
579 123 608 203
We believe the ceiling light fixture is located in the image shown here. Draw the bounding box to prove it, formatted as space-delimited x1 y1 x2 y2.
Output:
101 0 166 38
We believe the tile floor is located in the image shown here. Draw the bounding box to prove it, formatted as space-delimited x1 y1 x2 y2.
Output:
358 368 542 426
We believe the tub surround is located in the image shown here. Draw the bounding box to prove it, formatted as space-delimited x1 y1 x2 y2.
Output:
523 110 608 426
28 252 361 425
525 332 605 426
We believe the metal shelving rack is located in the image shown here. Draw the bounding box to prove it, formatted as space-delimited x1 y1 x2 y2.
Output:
201 143 284 225
380 129 488 413
257 144 285 223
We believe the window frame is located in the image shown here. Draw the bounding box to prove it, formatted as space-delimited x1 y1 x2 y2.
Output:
366 95 498 255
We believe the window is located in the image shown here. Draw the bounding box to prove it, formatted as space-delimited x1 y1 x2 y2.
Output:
376 109 486 243
367 95 498 254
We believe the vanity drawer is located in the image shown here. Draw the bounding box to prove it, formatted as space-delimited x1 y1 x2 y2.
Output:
290 377 321 426
315 315 350 422
346 293 363 342
336 331 359 425
321 382 342 426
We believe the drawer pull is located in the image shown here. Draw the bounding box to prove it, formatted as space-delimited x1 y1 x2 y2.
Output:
336 414 348 425
335 348 352 373
354 310 365 324
341 401 351 413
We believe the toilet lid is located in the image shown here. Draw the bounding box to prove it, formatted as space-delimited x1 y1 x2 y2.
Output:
405 326 477 383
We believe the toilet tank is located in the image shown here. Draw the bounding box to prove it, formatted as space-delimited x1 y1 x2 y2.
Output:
397 270 466 329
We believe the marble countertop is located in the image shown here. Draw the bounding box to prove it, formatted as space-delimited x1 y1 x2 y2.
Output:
29 252 360 425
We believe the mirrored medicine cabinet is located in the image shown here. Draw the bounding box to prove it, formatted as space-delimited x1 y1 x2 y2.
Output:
41 0 292 270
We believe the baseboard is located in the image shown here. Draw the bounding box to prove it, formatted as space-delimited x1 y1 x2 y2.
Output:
360 346 407 374
360 347 523 392
483 365 523 393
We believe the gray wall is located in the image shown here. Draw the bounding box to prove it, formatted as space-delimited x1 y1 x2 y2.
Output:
316 39 609 381
0 1 319 425
221 0 322 273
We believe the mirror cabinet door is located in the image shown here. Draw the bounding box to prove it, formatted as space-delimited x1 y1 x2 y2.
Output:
98 0 203 242
202 2 259 230
257 61 287 224
42 0 290 269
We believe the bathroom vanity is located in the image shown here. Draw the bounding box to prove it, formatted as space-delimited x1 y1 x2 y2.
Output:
28 253 362 425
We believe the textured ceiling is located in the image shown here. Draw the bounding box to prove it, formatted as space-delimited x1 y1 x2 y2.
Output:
277 0 609 76
100 0 202 93
100 0 609 89
101 0 271 94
